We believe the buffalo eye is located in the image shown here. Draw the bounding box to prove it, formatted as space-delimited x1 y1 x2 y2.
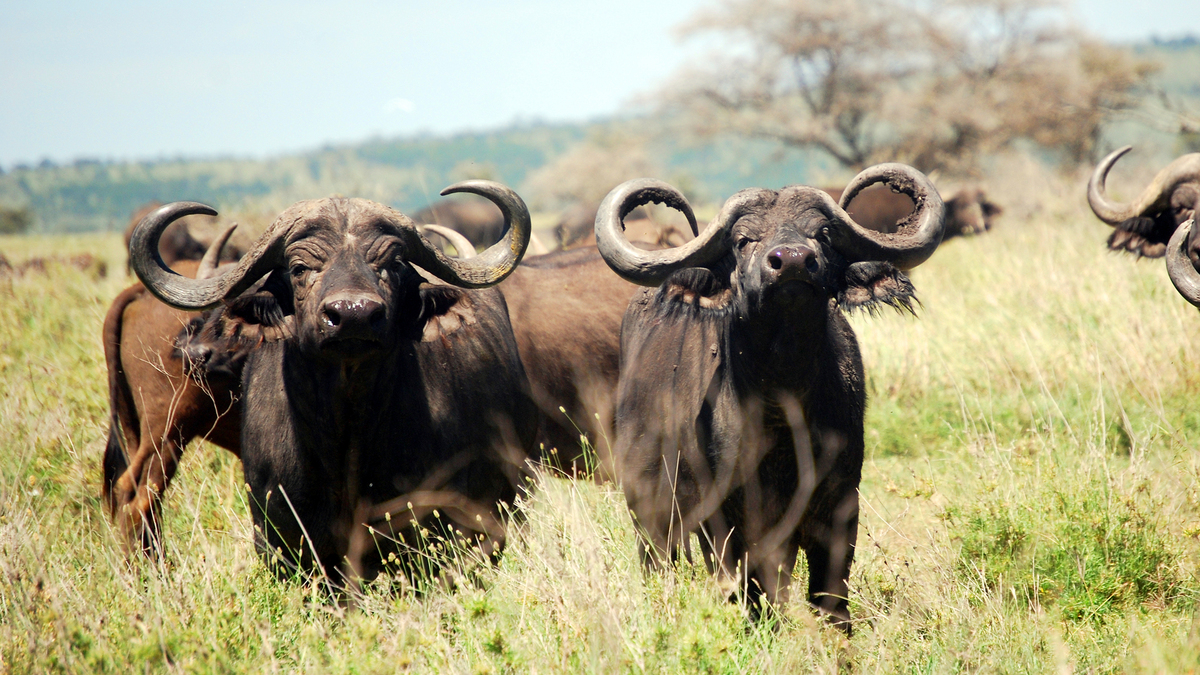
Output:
817 226 831 244
736 237 753 250
290 263 311 283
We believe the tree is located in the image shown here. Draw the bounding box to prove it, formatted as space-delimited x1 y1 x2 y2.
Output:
661 0 1156 174
522 134 662 211
0 206 33 235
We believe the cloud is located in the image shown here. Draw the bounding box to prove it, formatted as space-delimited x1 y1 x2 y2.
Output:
384 97 416 113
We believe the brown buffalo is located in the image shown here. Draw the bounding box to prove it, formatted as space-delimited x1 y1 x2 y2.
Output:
102 226 243 553
553 202 695 250
1088 146 1200 259
823 184 1000 238
596 166 944 629
499 246 641 478
411 194 509 248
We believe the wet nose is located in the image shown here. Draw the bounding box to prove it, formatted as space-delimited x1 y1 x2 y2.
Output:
321 295 385 337
766 244 819 277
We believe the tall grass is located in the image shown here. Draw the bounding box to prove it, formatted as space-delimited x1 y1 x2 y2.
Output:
2 166 1199 673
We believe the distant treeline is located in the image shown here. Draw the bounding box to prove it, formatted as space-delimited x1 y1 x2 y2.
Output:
0 120 823 234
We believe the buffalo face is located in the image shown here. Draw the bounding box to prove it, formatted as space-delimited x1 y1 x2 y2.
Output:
1088 146 1200 258
728 191 848 313
279 205 423 358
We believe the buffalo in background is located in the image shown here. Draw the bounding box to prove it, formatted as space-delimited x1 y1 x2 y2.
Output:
499 246 641 477
412 194 508 249
122 201 243 274
1088 145 1200 259
822 184 1000 238
554 201 694 250
596 165 944 629
1088 146 1200 307
129 183 537 582
102 225 245 553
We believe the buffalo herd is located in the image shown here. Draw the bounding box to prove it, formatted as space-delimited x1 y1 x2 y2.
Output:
93 143 1200 631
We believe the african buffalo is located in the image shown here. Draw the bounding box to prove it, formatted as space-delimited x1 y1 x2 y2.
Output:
123 201 242 274
102 226 244 553
554 202 694 250
499 246 641 478
1088 146 1200 258
105 222 484 555
823 183 1000 238
596 165 944 629
129 183 537 582
412 194 509 248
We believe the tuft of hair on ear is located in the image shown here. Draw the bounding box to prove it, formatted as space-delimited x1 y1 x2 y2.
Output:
838 261 918 316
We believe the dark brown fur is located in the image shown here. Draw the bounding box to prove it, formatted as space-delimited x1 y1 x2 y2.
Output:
613 187 922 630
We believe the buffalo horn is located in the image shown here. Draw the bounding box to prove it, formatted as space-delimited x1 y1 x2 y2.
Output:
1166 218 1200 307
595 178 755 287
399 180 530 288
130 202 288 310
1088 146 1200 225
196 222 238 280
827 163 945 270
419 224 476 259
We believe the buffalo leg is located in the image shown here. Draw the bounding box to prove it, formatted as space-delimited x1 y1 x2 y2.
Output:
802 493 858 632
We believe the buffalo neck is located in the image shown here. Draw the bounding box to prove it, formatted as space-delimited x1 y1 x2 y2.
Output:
728 292 831 396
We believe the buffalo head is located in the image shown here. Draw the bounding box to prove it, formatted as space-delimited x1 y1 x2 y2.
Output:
129 181 531 354
595 164 944 314
1088 146 1200 258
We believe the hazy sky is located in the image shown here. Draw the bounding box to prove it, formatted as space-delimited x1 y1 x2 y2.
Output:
2 0 1197 169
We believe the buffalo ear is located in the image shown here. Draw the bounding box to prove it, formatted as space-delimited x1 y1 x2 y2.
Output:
210 269 295 343
838 261 917 315
1108 214 1173 258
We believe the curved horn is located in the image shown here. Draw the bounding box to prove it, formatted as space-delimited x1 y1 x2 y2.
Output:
595 178 754 287
419 224 476 259
828 163 945 269
1089 146 1200 225
196 222 238 280
131 202 289 310
1166 218 1200 307
400 180 530 288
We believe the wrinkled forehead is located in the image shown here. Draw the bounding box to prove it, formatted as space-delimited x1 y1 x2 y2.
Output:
279 198 412 248
732 186 834 235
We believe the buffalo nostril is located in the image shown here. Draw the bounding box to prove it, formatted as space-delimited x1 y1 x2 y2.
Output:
804 254 819 274
768 252 783 270
322 297 385 335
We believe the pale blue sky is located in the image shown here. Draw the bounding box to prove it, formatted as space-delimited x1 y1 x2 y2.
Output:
1 0 1196 169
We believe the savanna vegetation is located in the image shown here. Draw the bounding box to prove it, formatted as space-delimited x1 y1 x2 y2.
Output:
1 156 1198 673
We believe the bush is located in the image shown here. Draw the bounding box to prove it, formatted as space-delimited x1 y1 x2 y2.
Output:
0 205 33 234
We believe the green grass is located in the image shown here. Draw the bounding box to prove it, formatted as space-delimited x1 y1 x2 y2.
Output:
2 163 1200 673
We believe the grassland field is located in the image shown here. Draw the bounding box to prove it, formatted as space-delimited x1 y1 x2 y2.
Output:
1 160 1199 673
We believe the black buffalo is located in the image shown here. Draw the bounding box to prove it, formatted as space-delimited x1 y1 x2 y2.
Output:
129 182 538 582
1088 146 1200 258
595 165 944 629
